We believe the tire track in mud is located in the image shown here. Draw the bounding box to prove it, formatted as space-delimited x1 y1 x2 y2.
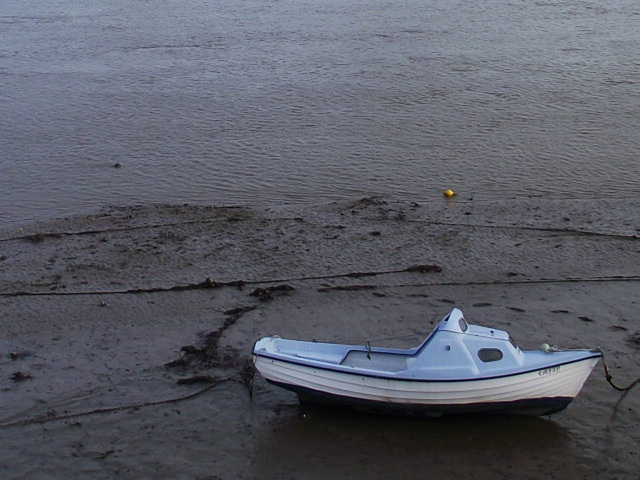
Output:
1 269 639 297
0 264 439 296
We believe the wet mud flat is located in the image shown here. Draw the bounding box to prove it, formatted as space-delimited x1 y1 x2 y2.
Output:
1 197 639 479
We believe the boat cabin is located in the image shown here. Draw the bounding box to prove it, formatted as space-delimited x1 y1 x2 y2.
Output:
338 308 523 378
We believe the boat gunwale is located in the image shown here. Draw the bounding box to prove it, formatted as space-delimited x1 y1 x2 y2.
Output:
253 348 602 383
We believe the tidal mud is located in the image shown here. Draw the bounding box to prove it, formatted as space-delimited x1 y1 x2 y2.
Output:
1 197 639 479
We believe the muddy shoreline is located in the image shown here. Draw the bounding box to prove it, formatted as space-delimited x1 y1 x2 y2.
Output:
1 197 639 479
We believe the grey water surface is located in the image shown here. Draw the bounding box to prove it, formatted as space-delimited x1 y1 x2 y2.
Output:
2 0 639 224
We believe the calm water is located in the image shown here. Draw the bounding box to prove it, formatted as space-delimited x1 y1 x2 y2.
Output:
2 0 639 224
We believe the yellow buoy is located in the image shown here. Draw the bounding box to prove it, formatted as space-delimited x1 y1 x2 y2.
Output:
443 189 455 198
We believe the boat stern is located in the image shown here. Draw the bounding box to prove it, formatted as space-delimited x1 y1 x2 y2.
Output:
253 336 278 355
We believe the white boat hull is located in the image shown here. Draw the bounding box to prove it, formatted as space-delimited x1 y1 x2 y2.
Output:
254 355 600 416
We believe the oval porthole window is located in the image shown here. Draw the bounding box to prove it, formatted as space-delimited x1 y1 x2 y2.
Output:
478 348 503 362
458 317 468 332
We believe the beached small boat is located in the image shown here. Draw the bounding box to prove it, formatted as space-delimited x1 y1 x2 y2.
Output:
252 308 601 416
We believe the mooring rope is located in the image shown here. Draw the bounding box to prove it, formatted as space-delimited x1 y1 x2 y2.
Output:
248 355 257 399
601 351 640 394
0 376 235 429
